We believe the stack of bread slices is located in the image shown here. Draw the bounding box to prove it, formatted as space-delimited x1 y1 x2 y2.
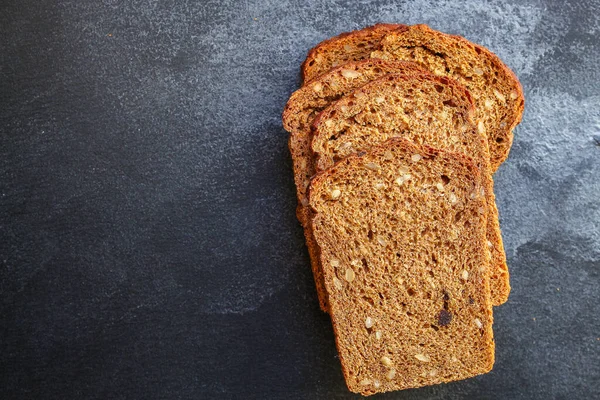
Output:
282 24 524 395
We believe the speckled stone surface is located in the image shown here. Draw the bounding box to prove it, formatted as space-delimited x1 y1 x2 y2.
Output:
1 0 599 399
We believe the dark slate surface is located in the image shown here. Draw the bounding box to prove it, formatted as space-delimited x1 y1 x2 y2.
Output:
1 0 599 399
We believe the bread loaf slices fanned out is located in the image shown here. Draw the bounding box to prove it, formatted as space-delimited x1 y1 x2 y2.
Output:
309 138 495 395
301 24 404 84
311 73 510 305
371 24 525 170
283 59 427 312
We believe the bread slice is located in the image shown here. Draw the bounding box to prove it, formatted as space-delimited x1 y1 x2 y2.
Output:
372 24 525 170
311 73 510 305
301 24 404 84
309 138 495 395
283 59 426 312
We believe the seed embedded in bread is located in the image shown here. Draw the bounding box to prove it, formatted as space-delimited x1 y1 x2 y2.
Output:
386 369 397 380
341 69 361 79
415 354 431 363
365 162 380 171
493 89 506 103
333 277 343 290
345 268 356 282
478 120 486 134
411 154 422 162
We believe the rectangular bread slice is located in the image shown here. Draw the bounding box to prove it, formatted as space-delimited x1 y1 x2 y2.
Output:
301 24 404 84
372 24 525 171
311 73 510 306
283 59 427 312
309 138 495 395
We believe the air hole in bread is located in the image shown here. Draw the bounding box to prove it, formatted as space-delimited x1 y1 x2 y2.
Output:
361 258 369 271
454 211 463 222
443 99 458 107
363 296 375 307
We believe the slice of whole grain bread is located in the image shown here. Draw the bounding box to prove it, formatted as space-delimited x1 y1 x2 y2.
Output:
311 73 510 305
283 59 426 312
301 24 404 84
371 24 525 171
309 138 495 395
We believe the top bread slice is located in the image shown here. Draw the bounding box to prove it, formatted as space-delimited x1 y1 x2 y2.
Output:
309 137 495 395
311 73 510 306
283 59 426 312
301 24 404 84
371 24 524 171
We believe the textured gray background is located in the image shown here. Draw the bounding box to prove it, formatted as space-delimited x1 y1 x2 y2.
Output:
1 0 599 399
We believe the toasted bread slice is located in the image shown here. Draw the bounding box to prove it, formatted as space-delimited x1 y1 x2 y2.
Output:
311 73 510 305
301 24 404 84
309 138 495 395
283 59 426 311
372 24 524 170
